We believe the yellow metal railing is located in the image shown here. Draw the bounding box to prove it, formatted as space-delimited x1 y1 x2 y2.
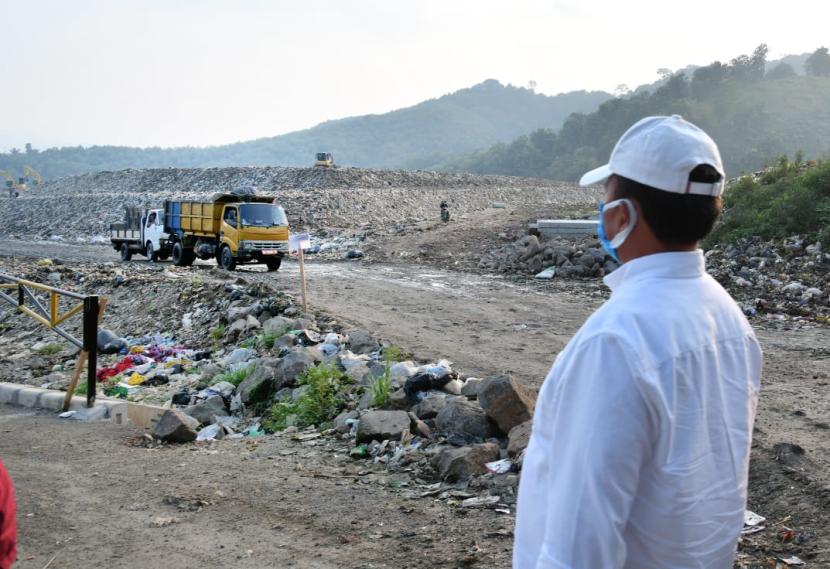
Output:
0 272 105 408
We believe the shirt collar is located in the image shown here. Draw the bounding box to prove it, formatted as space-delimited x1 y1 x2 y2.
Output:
603 250 706 292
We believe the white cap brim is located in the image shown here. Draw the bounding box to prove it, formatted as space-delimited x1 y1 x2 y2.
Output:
578 164 612 187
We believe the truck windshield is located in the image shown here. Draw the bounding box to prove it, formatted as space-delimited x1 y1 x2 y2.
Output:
239 204 288 228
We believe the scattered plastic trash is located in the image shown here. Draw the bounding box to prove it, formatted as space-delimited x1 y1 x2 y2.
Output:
535 267 556 279
97 328 127 354
485 459 513 474
778 555 805 566
58 410 77 419
461 496 500 508
172 388 191 406
196 424 222 441
778 526 796 543
404 360 457 403
318 343 339 358
742 510 766 535
350 444 369 459
243 423 264 437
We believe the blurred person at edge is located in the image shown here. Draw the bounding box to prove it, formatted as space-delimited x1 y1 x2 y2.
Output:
0 458 16 569
513 115 762 569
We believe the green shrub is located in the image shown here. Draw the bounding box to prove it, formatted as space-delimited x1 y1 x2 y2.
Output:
367 345 405 407
257 331 280 350
210 325 226 349
34 343 63 355
212 365 253 387
706 157 830 248
264 363 352 431
369 374 390 408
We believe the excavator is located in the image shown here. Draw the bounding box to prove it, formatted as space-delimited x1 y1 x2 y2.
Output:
1 165 40 198
0 170 25 198
23 165 41 191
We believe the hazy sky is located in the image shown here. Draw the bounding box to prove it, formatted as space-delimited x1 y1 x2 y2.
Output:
1 0 828 150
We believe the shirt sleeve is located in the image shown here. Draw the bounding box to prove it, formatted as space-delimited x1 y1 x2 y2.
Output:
0 459 16 569
532 334 654 569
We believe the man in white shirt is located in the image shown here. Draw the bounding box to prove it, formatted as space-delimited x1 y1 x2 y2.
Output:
514 115 762 569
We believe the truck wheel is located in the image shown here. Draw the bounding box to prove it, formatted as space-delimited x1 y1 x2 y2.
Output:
172 242 194 267
146 242 158 262
220 246 236 271
120 243 132 261
265 257 282 272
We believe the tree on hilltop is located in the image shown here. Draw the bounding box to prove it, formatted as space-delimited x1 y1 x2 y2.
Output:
805 47 830 76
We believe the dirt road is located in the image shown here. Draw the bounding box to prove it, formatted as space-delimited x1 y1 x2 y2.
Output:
0 406 516 569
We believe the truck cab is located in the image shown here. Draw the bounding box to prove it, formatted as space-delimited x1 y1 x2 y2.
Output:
110 207 170 261
141 209 167 259
218 201 289 270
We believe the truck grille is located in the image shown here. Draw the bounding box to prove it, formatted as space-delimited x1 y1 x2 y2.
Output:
245 241 288 251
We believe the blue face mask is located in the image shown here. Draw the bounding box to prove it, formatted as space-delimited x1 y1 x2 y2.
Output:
598 199 637 263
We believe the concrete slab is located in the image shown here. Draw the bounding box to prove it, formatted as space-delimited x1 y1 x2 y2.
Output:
530 219 599 239
0 382 133 426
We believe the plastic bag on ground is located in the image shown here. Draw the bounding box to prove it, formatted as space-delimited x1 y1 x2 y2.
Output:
196 423 223 441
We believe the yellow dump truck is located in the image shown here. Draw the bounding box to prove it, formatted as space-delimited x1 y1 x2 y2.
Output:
163 193 289 271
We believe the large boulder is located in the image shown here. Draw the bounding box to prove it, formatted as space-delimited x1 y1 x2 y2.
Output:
412 393 447 420
263 316 292 335
435 443 500 481
477 375 536 434
507 420 533 458
347 330 380 355
227 302 260 322
461 378 484 400
153 409 200 443
273 349 319 388
356 410 411 443
185 396 228 426
435 399 496 440
237 358 279 404
334 410 359 434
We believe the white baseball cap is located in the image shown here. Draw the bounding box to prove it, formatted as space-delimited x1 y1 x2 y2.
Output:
578 115 725 196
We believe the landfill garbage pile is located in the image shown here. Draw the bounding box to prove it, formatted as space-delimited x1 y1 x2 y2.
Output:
480 232 830 321
705 235 829 322
0 166 594 242
478 234 620 278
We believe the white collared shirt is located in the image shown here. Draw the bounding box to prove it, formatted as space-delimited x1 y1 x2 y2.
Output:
514 250 762 569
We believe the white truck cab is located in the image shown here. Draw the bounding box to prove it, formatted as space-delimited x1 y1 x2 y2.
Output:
110 207 170 261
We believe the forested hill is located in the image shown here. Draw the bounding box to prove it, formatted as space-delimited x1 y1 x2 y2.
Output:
0 80 611 180
446 46 830 180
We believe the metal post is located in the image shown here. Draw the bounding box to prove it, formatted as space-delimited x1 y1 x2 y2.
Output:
83 295 99 407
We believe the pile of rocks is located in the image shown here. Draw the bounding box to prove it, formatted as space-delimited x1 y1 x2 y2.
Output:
0 166 598 242
479 234 619 278
705 235 830 320
1 255 537 497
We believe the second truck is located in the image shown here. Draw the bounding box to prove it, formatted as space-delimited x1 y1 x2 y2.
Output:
110 192 290 271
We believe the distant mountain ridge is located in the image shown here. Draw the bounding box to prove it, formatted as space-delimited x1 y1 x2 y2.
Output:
445 47 830 181
0 80 612 179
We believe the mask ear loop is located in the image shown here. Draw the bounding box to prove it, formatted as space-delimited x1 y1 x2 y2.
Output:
608 199 638 249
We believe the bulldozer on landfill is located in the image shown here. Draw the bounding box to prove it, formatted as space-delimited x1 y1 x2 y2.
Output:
314 152 334 168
